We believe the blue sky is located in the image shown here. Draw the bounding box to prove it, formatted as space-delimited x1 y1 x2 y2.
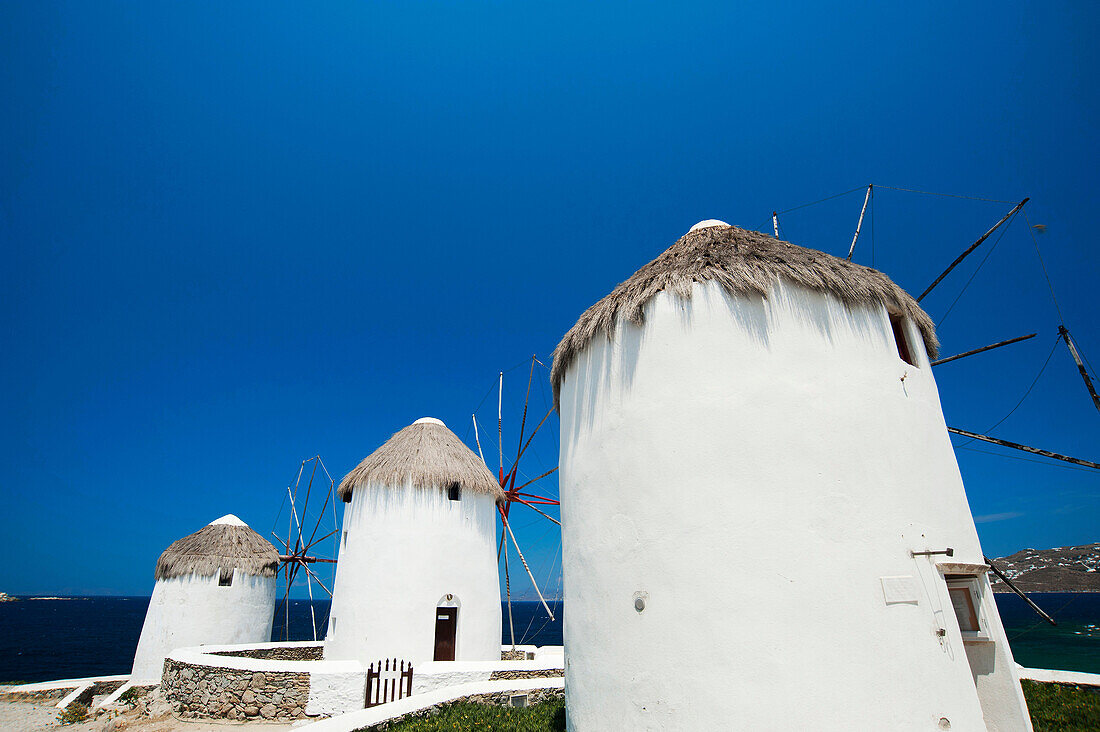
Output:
1 2 1097 597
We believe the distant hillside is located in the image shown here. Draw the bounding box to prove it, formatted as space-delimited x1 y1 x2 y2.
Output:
989 543 1100 593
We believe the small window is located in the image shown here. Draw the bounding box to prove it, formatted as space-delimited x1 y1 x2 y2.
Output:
447 482 461 501
330 617 336 635
218 568 233 587
509 694 528 708
889 313 917 366
945 575 986 639
342 531 348 549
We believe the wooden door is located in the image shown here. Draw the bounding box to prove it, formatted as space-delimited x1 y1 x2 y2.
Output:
433 607 458 661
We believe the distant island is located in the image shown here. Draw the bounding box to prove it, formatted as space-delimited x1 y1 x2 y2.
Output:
990 542 1100 593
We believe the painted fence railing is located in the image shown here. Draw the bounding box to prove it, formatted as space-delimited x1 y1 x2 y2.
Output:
365 659 413 708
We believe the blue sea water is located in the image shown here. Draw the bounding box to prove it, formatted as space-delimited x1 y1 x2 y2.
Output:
0 595 1095 684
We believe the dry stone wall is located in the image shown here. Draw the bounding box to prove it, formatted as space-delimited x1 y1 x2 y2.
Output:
488 669 563 681
457 686 564 706
161 658 310 720
211 646 323 661
499 649 533 660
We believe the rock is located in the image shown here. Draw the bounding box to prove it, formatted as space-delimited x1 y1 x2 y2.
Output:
241 690 255 704
260 704 277 719
244 705 260 716
249 673 266 689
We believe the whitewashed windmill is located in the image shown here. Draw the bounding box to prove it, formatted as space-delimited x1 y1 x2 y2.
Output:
324 418 505 664
130 515 279 683
551 221 1034 731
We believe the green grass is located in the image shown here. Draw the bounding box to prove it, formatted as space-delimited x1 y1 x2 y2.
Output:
366 698 565 732
366 684 1100 732
1023 680 1100 732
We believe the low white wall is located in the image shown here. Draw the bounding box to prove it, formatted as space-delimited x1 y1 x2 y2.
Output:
167 642 336 674
413 657 564 695
0 675 129 694
500 644 564 660
296 678 565 732
1018 666 1100 687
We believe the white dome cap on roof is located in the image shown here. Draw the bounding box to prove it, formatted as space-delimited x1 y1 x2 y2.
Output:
209 514 248 527
339 417 502 503
689 219 730 232
414 417 446 427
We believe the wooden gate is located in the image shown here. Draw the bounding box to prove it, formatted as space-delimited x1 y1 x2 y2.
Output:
364 658 413 708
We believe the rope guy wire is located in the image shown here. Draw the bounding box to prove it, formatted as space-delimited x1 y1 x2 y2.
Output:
950 334 1061 450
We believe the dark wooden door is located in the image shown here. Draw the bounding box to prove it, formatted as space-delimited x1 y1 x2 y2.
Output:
433 607 458 661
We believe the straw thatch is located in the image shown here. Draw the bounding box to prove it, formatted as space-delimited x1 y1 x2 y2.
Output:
154 521 279 581
551 223 938 406
338 420 505 503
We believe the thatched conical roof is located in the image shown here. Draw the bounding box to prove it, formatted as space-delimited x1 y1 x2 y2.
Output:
154 515 279 581
338 418 504 503
551 221 938 405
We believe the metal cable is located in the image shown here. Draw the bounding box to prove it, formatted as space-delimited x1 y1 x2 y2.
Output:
936 207 1022 326
951 335 1060 449
872 185 1014 203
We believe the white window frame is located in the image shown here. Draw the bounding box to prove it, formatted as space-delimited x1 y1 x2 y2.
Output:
944 574 992 643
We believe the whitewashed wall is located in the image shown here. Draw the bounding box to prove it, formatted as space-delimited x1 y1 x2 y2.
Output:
557 279 1031 731
130 571 275 683
324 483 501 664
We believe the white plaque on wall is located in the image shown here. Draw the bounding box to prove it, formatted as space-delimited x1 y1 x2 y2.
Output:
880 576 921 605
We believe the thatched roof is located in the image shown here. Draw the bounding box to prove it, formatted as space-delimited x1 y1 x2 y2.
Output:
154 515 279 581
338 417 505 503
551 221 938 405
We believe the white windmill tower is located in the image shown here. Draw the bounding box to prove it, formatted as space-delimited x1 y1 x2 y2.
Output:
324 417 505 664
551 222 1032 731
130 515 279 683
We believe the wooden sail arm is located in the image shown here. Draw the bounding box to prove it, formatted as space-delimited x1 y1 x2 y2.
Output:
1058 326 1100 414
509 492 560 505
278 555 338 564
509 496 561 526
917 198 1029 302
985 556 1056 626
947 427 1100 470
931 333 1037 366
846 185 872 260
511 467 558 495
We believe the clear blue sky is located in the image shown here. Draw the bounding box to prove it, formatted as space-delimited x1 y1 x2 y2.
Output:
1 2 1097 597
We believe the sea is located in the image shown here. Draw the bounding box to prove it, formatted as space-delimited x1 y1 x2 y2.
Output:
1 595 1096 684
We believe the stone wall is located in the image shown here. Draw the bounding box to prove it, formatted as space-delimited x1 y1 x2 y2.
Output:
161 657 310 720
500 649 533 660
458 686 564 706
211 646 323 661
488 669 564 681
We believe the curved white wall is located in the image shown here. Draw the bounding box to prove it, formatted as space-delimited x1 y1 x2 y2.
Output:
557 279 1030 731
324 484 501 665
130 571 276 683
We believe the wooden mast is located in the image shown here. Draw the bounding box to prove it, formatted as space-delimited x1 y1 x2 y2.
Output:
1058 326 1100 413
846 184 872 260
917 198 1029 302
931 333 1037 366
948 427 1100 469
